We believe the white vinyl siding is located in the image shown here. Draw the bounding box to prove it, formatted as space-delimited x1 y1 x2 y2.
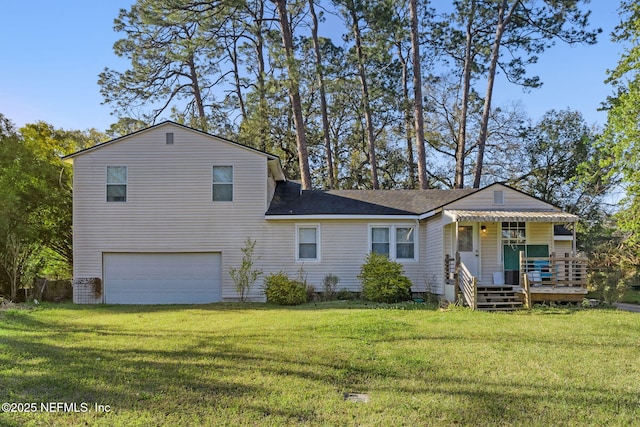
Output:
448 184 558 211
71 123 272 302
425 216 444 294
106 166 127 202
262 220 425 293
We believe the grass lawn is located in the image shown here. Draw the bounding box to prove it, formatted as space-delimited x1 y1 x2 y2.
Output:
620 288 640 304
1 302 639 426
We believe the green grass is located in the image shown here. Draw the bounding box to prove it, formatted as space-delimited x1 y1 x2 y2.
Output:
620 288 640 304
1 302 639 426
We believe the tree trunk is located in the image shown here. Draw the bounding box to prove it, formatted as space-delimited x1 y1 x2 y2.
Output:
255 1 268 150
409 0 428 189
186 52 207 131
308 0 335 189
473 0 516 188
455 0 476 189
272 0 312 190
398 45 416 188
349 3 379 189
228 33 247 121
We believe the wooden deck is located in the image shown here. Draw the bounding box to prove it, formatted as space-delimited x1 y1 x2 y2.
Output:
519 252 588 307
513 285 587 303
445 252 589 311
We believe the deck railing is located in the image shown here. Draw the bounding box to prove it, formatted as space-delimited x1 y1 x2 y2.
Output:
458 262 477 309
444 253 477 309
519 251 588 288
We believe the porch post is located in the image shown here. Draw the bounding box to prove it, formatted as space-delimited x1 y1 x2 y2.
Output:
454 252 460 303
523 273 531 309
572 223 577 255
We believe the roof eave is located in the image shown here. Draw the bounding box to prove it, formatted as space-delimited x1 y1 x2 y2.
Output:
265 214 419 220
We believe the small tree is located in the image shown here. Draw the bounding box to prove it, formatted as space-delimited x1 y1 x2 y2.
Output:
229 238 262 302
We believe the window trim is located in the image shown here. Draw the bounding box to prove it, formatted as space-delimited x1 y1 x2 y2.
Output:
396 226 416 260
106 165 127 203
368 224 418 261
295 224 321 262
212 165 234 202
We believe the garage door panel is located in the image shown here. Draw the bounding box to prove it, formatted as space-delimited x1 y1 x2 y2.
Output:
104 253 222 304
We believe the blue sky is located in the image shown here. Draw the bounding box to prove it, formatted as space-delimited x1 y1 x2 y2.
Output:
0 1 624 132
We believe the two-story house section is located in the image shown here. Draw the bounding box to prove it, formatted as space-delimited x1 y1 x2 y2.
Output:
64 122 285 304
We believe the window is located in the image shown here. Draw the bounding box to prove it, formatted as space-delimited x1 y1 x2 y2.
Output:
166 132 174 144
370 225 417 260
502 222 526 244
494 190 504 205
396 227 415 259
457 225 473 252
212 166 233 201
106 166 127 202
371 227 390 256
296 225 319 261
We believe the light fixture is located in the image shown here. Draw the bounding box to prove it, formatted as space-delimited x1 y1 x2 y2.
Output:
481 225 487 233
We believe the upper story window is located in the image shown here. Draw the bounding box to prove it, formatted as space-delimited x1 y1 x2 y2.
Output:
370 225 417 260
106 166 127 202
212 166 233 202
296 225 320 261
494 190 504 205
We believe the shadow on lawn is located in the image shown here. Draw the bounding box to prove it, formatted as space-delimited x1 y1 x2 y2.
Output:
1 306 638 425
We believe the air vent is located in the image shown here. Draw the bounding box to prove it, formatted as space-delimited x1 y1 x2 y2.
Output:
166 132 174 144
494 190 504 205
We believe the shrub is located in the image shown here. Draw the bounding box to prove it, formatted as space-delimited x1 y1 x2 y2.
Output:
306 284 317 302
263 272 307 305
358 253 413 303
335 288 357 300
322 274 340 301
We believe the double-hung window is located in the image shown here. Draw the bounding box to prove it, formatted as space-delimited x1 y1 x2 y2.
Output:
395 227 415 259
106 166 127 202
212 166 233 202
371 227 390 256
370 225 416 260
296 225 320 261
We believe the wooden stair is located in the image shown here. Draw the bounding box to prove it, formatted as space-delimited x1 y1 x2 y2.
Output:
476 286 523 311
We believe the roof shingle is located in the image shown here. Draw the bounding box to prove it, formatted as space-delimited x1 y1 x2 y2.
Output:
266 181 479 216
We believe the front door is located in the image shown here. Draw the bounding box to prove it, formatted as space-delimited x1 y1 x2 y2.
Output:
457 223 479 278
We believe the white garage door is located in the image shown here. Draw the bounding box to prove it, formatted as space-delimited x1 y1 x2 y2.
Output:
103 253 222 304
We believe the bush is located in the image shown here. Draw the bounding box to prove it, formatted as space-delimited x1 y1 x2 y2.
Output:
306 284 318 302
322 274 340 301
263 272 307 305
358 253 413 303
335 288 357 300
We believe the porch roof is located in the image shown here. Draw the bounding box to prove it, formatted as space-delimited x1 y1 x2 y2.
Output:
444 209 578 223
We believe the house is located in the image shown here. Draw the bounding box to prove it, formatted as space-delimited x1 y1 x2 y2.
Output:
64 122 587 307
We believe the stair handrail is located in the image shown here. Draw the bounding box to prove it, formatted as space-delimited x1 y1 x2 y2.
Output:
457 261 478 310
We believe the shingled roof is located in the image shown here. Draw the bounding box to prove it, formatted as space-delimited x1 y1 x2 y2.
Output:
266 181 479 216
